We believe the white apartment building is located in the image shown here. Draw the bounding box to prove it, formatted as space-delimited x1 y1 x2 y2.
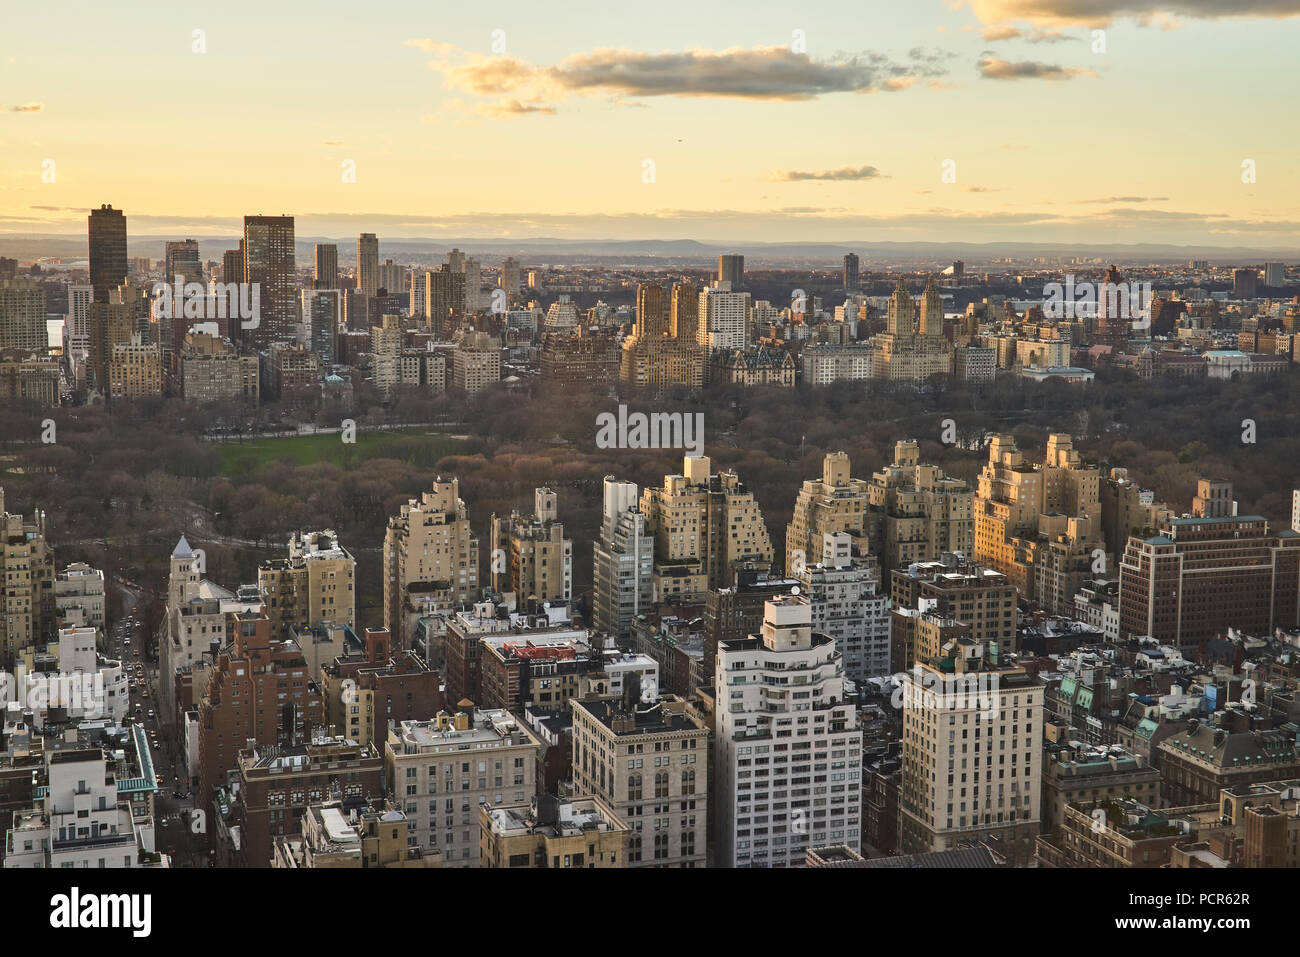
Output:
385 707 541 867
714 594 862 867
796 533 890 682
4 747 168 869
54 562 106 630
697 281 749 352
592 478 654 640
898 642 1043 865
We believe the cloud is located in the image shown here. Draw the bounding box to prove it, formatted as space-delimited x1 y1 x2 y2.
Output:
963 186 999 192
5 102 44 113
981 25 1024 39
977 56 1096 79
322 140 345 146
409 41 951 117
963 0 1300 27
1075 196 1170 204
770 165 886 182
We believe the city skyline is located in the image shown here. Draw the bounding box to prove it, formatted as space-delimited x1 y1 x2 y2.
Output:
3 0 1300 244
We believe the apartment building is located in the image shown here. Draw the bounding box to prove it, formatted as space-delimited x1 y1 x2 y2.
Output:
258 530 356 638
382 478 480 642
385 707 541 866
592 478 654 641
714 595 863 867
571 693 709 867
489 487 573 604
898 642 1043 865
640 455 774 604
868 440 974 573
479 794 630 868
785 452 871 574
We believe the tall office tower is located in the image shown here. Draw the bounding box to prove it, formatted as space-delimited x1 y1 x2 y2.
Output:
0 278 47 354
88 205 128 303
918 274 944 336
1232 267 1258 299
571 692 710 867
843 253 860 290
634 283 671 338
697 280 749 352
257 530 356 638
222 246 244 284
0 486 54 664
500 257 521 306
717 253 744 289
1119 481 1300 654
357 233 379 298
164 239 202 286
314 243 338 290
640 454 774 604
445 247 465 273
424 267 465 334
714 594 862 867
785 451 872 574
973 433 1101 610
669 281 698 339
87 301 136 399
1264 262 1285 287
382 478 480 641
951 260 965 280
301 289 341 368
489 487 573 604
867 439 975 572
796 531 889 681
898 644 1043 865
242 215 296 345
592 478 654 640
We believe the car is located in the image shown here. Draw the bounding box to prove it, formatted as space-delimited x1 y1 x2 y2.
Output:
134 705 142 714
147 710 155 719
141 690 149 698
156 775 164 786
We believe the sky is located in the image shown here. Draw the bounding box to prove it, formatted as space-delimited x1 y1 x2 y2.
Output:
2 0 1299 245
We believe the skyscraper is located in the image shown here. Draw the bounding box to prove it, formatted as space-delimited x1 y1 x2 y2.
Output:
640 455 773 603
717 253 744 289
843 253 859 290
697 280 749 352
382 478 480 641
301 289 341 368
871 277 953 381
0 485 55 663
164 239 202 286
424 267 465 334
242 215 296 346
500 257 521 307
222 246 244 284
1232 267 1258 299
634 283 671 339
357 233 379 298
669 281 698 339
592 478 654 640
785 452 872 574
714 594 862 867
88 205 128 304
489 487 573 604
314 244 338 290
